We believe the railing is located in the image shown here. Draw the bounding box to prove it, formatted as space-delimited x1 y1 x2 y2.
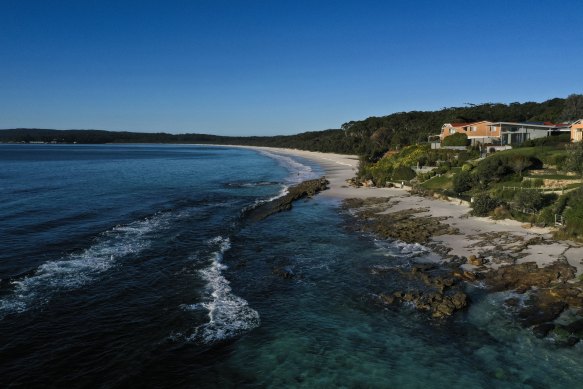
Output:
508 205 539 215
502 186 566 193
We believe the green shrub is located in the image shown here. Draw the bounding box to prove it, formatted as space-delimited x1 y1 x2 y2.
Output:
443 133 469 147
435 163 451 175
392 165 416 181
564 202 583 239
457 151 472 164
471 194 501 216
549 154 568 170
532 178 544 187
537 207 555 226
492 205 512 220
473 153 543 186
461 163 474 172
514 190 544 211
453 170 474 193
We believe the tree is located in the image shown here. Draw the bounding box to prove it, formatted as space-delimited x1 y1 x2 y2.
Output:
509 155 531 177
564 142 583 177
560 94 583 121
514 190 544 211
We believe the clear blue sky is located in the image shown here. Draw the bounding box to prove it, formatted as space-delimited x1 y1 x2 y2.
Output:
1 0 582 135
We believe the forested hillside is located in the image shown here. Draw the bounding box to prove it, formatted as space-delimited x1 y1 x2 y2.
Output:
341 94 582 159
2 94 581 156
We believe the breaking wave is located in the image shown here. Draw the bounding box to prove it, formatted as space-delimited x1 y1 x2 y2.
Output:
182 236 260 344
0 212 174 319
257 150 317 184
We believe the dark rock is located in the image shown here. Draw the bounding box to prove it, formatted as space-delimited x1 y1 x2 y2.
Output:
565 319 583 336
532 323 555 338
342 198 460 244
379 293 396 305
483 261 576 292
403 292 415 302
564 337 580 347
550 325 581 346
431 292 468 319
247 177 329 221
518 300 566 327
272 265 296 279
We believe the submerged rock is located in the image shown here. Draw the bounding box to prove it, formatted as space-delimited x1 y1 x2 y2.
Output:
272 265 296 279
532 323 555 338
378 265 469 318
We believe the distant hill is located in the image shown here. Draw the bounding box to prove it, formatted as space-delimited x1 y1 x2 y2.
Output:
0 128 358 154
2 94 581 156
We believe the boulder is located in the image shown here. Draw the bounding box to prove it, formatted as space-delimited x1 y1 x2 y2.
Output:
468 255 483 266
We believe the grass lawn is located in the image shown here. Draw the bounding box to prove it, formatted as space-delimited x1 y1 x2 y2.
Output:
420 174 453 190
494 145 568 164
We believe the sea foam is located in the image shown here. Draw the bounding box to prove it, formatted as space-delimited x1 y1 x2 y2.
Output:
183 236 260 344
257 150 318 184
0 212 173 319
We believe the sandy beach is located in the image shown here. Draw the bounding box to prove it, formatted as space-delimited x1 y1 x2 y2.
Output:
248 146 583 276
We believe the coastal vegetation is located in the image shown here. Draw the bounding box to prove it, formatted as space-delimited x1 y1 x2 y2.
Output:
356 138 583 240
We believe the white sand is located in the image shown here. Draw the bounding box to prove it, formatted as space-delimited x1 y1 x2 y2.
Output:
245 146 583 275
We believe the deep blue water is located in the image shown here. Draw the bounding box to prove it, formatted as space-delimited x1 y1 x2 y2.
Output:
0 144 582 388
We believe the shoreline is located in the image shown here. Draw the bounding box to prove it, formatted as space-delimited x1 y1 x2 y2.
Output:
244 146 583 277
247 146 583 337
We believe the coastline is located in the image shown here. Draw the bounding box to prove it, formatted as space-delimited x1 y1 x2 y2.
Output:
244 146 583 276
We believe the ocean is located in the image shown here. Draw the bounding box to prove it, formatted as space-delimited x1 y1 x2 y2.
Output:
0 144 581 388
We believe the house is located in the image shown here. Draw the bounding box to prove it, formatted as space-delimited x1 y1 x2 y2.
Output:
457 121 496 145
439 123 466 140
440 121 496 145
487 122 559 145
571 119 583 142
438 120 569 146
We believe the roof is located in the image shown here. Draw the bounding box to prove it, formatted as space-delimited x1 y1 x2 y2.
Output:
459 120 492 127
442 123 468 128
489 122 557 129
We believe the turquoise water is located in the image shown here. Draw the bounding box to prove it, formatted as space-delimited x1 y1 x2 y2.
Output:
0 144 581 388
